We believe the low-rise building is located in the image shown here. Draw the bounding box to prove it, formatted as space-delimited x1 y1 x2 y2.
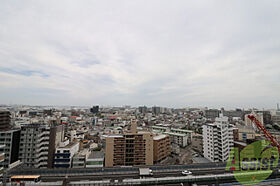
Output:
86 151 104 168
54 141 79 168
163 132 188 147
72 149 91 168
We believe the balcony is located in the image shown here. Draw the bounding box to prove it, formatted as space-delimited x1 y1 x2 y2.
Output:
0 153 4 162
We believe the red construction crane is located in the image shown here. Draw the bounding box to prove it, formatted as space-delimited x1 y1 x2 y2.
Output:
247 114 280 152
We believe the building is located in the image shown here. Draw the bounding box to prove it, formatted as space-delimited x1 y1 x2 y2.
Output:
245 113 263 129
152 106 161 115
163 132 188 147
0 144 5 179
86 151 104 168
105 121 153 167
0 111 11 131
72 149 91 168
170 128 193 143
153 134 171 163
138 106 148 114
232 125 255 142
54 141 79 168
19 124 64 168
90 106 99 114
151 126 193 147
203 115 233 162
0 129 21 168
204 109 220 120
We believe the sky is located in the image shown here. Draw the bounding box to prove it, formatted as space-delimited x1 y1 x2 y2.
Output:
0 0 280 109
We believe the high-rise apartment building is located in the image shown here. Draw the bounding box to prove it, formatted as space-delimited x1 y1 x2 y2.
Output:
0 144 5 179
0 111 11 131
152 106 161 115
105 121 153 167
19 124 64 168
138 106 148 114
0 129 20 168
203 115 233 162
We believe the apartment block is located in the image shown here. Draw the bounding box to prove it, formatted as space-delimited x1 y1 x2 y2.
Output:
0 111 11 131
19 124 64 168
151 126 193 147
86 151 104 168
203 115 233 162
232 125 255 142
54 141 79 168
0 129 20 168
153 134 171 163
105 121 153 167
72 149 90 168
0 145 5 179
163 132 188 147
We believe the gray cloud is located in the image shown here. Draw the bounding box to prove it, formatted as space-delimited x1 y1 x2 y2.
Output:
0 0 280 109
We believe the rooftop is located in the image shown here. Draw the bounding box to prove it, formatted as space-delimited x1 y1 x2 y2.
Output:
163 132 187 137
88 151 104 159
171 128 193 133
153 134 168 140
58 142 79 149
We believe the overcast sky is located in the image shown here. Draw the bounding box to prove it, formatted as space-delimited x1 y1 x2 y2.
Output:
0 0 280 109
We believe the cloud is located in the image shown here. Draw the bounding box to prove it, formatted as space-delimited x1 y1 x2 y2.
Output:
0 0 280 109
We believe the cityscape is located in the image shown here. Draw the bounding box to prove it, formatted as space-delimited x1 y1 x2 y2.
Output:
1 0 280 185
0 105 280 185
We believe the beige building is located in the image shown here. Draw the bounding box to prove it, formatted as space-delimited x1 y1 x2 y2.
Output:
105 121 153 167
233 125 256 142
245 113 263 129
153 134 171 163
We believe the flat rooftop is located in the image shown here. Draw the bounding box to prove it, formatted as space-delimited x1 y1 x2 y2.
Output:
88 151 104 159
58 142 78 149
153 134 168 140
163 132 187 137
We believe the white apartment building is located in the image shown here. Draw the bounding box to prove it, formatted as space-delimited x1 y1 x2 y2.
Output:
203 115 233 162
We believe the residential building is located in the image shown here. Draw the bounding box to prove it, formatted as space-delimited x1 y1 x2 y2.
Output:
72 149 90 168
0 111 11 131
54 141 79 168
163 132 188 147
153 134 171 163
105 121 153 167
19 124 63 168
0 129 20 168
232 125 255 142
152 106 161 115
203 115 233 162
0 145 5 179
245 113 263 129
138 106 148 114
151 126 193 147
204 109 220 120
86 151 104 168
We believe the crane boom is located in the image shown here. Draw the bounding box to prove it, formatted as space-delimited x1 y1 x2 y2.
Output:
247 115 280 152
